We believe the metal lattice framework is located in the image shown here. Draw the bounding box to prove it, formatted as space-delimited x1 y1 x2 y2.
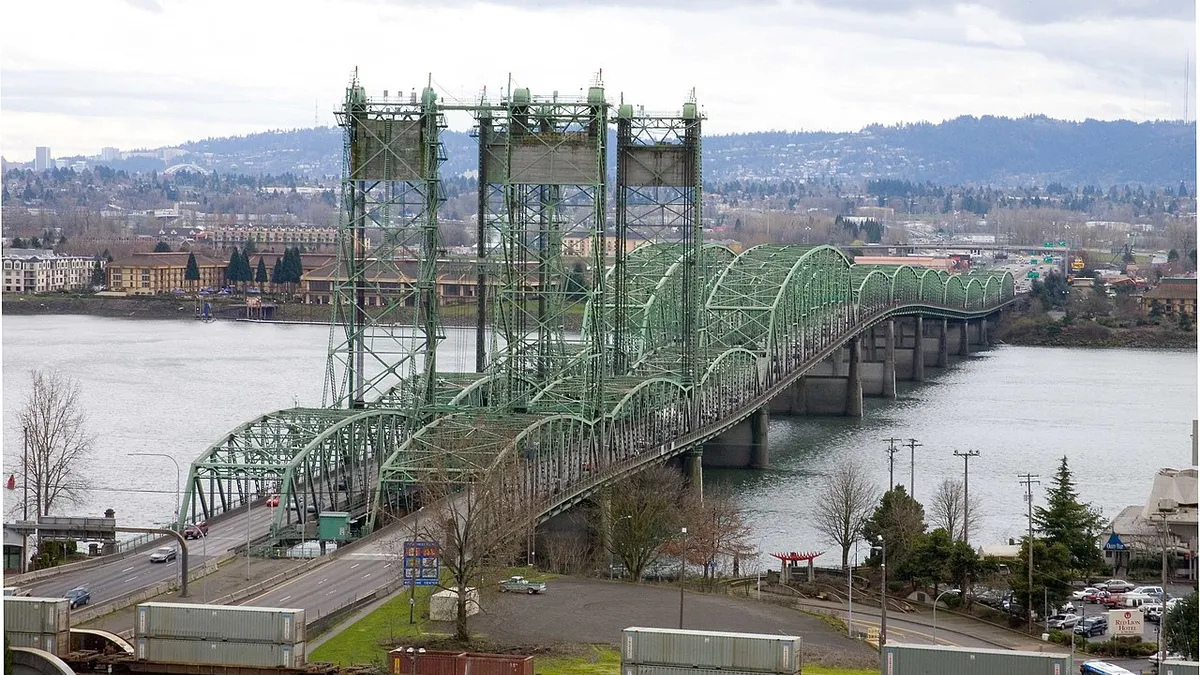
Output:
183 75 1021 549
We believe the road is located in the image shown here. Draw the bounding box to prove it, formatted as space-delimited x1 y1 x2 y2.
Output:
24 505 276 607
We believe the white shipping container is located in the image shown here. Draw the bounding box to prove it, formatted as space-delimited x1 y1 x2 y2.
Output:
4 597 71 634
4 630 71 655
623 665 792 675
135 637 304 668
622 628 801 674
1163 661 1200 675
136 602 305 643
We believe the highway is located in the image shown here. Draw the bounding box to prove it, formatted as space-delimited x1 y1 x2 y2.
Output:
24 505 276 607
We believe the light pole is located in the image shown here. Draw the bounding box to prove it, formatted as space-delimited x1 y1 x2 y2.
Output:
932 588 961 642
405 647 426 674
1153 504 1176 670
679 527 688 630
22 425 29 573
188 521 208 602
848 538 859 639
874 535 888 647
129 453 182 532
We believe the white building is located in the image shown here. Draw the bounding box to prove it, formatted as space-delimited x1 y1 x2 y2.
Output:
34 147 51 172
2 249 97 294
1106 466 1198 581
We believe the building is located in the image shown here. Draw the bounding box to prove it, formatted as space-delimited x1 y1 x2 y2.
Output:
34 146 51 172
100 147 120 162
1139 277 1197 317
2 249 96 294
1106 467 1198 581
106 252 226 295
301 258 499 307
209 225 338 251
850 255 956 272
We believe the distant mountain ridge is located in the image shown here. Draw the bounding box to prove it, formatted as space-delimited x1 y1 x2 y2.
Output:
161 115 1195 186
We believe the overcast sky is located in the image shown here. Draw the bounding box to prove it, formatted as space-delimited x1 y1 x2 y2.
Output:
1 0 1195 161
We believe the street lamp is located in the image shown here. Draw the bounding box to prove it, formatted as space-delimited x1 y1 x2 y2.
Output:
129 453 182 532
679 527 688 630
187 521 208 602
932 588 961 641
404 647 426 674
873 535 888 647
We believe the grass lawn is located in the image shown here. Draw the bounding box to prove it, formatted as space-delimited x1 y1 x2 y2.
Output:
308 587 443 667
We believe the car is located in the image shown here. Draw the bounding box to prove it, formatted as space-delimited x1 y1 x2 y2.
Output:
3 587 30 597
1147 650 1186 667
1097 579 1134 593
149 546 177 563
1072 587 1100 600
64 586 90 609
1048 613 1080 629
1084 589 1110 604
266 494 279 507
1130 585 1163 597
1074 616 1108 638
499 575 546 594
1142 603 1163 623
183 521 209 539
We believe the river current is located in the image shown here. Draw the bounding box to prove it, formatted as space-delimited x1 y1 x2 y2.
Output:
2 315 1195 568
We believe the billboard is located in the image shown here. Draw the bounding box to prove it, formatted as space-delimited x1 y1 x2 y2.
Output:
402 540 440 587
1109 609 1143 637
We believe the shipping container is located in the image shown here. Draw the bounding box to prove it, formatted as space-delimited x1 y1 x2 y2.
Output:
1163 661 1200 675
459 652 534 675
622 628 801 674
882 643 1073 675
135 637 304 668
390 649 462 675
4 630 71 655
3 597 70 634
388 649 535 675
135 602 305 643
621 665 787 675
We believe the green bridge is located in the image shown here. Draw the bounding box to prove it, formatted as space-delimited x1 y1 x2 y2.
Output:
178 75 1016 548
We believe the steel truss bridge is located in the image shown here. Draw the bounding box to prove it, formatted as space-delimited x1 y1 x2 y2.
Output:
179 74 1016 547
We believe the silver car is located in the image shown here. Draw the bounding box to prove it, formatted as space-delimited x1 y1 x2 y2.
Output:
148 546 177 563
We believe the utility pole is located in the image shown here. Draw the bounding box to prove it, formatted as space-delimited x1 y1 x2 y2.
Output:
22 425 29 574
953 450 979 544
904 438 922 499
883 438 901 490
1018 473 1040 633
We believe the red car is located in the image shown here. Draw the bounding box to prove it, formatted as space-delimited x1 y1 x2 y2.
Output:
183 521 209 539
1083 589 1109 604
266 494 279 507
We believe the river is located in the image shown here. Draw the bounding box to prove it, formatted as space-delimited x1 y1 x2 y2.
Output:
2 315 1195 567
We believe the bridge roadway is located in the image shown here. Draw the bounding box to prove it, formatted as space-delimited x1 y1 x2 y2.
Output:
23 505 275 609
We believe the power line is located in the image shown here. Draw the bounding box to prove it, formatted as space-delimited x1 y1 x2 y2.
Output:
1018 472 1041 633
953 450 980 545
882 438 901 490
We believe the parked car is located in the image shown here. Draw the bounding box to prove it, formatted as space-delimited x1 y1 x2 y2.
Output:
499 576 546 594
64 586 90 609
1147 650 1186 667
1097 579 1134 593
3 587 30 597
1084 589 1110 604
1142 603 1163 623
183 521 209 539
1072 587 1100 600
149 546 177 563
1130 585 1163 597
1048 613 1080 629
1074 616 1108 637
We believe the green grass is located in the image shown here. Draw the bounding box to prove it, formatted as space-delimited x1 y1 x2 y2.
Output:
535 646 621 675
803 669 877 675
308 587 444 667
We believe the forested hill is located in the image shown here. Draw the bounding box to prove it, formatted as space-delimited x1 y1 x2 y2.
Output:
164 115 1194 187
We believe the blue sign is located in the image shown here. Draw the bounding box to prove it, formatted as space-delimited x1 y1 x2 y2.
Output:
402 540 440 586
1102 533 1127 551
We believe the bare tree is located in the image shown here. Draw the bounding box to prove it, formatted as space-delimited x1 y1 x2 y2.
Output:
415 454 526 643
12 370 94 518
811 461 879 569
607 465 685 582
669 486 757 586
928 477 981 542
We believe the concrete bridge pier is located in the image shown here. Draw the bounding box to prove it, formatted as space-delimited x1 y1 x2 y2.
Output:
893 317 923 382
936 319 949 367
861 320 896 400
685 447 704 495
911 316 925 382
701 407 769 470
958 320 971 356
845 336 864 417
980 316 993 348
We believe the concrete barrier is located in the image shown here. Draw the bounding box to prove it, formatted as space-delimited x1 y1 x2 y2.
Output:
70 553 231 625
307 578 406 637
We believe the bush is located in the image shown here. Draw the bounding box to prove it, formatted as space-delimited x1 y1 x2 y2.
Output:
1080 637 1158 658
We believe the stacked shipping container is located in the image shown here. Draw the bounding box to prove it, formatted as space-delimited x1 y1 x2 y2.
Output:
881 644 1073 675
3 596 71 656
134 602 306 668
388 648 534 675
621 627 802 675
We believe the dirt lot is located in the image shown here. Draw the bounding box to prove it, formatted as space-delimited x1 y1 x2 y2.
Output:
461 577 878 669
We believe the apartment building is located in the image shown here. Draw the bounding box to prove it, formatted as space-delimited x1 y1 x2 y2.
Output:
2 249 95 293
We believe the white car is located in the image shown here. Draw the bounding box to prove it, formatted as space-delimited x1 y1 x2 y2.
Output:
1048 613 1080 629
1097 579 1134 593
1072 587 1099 600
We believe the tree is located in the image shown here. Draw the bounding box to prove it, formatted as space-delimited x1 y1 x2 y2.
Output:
812 460 879 568
255 256 268 289
1167 248 1180 263
224 249 239 285
103 249 113 263
152 241 171 253
11 370 95 518
1008 536 1073 624
896 527 956 592
863 485 926 572
1033 456 1105 576
1164 592 1198 659
184 252 201 288
90 259 105 287
11 237 26 248
244 237 257 256
669 486 756 585
607 465 685 583
271 257 283 286
928 478 981 543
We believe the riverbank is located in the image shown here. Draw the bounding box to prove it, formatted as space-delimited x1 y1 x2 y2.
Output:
997 312 1196 349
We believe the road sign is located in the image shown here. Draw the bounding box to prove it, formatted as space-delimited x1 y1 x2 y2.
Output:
1058 241 1067 246
403 540 440 586
1027 271 1040 279
1044 257 1053 263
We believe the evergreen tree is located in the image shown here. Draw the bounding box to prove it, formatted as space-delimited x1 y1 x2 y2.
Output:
255 257 268 286
11 237 26 248
90 259 105 287
271 257 283 286
244 237 258 256
30 237 41 248
1168 248 1180 263
862 485 926 573
1032 456 1105 576
1009 536 1073 622
1164 592 1198 659
153 241 171 253
103 249 113 263
184 252 201 285
225 249 239 284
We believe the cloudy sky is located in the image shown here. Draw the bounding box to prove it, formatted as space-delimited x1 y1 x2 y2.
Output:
1 0 1194 161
